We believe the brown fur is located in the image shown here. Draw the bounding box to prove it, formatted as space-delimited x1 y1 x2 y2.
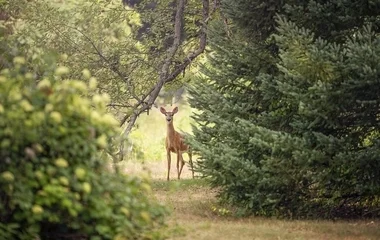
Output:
160 106 194 181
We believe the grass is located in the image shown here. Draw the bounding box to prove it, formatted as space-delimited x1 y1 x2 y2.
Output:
150 177 380 240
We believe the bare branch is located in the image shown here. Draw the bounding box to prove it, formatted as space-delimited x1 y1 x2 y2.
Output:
160 0 186 80
166 0 208 83
119 0 211 141
107 103 134 108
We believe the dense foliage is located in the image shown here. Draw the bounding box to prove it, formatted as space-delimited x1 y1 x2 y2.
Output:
0 35 166 239
6 0 209 138
8 0 149 110
189 0 380 218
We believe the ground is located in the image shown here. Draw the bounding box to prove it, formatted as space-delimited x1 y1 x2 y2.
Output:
121 160 380 240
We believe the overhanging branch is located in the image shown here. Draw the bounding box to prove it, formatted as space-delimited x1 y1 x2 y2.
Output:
119 0 211 143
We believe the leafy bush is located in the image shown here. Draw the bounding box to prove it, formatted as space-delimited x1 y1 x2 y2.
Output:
0 59 167 239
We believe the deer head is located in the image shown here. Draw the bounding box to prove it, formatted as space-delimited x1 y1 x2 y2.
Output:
160 106 178 124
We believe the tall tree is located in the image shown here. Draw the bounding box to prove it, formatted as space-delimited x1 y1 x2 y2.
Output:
189 0 380 218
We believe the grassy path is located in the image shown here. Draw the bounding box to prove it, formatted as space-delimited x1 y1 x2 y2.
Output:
152 179 380 240
121 160 380 239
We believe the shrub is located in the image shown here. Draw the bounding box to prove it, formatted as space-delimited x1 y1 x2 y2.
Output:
0 59 167 239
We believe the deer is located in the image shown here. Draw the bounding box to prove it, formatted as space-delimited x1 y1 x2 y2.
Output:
160 106 194 181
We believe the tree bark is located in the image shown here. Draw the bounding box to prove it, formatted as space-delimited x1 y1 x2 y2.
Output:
118 0 210 161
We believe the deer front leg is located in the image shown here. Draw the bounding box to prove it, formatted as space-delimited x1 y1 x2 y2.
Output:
176 151 181 179
167 149 171 181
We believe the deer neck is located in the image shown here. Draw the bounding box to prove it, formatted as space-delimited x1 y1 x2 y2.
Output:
167 122 176 139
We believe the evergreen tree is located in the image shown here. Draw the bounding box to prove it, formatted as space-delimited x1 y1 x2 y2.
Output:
189 0 380 218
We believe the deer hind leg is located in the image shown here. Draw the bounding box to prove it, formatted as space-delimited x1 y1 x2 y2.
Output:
166 150 171 181
188 151 194 179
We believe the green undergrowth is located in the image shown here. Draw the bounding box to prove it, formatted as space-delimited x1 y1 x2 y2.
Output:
151 178 209 192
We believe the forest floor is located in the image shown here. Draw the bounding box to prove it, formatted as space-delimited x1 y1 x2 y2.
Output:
121 160 380 240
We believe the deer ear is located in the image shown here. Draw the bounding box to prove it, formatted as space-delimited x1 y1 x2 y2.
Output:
160 107 167 114
172 107 178 114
